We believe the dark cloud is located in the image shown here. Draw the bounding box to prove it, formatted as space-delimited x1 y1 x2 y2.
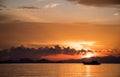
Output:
0 13 15 23
0 45 92 60
0 0 4 4
0 4 6 8
0 12 23 23
0 13 11 20
0 45 119 61
0 0 9 22
0 0 6 7
67 0 120 7
18 6 40 9
0 0 7 11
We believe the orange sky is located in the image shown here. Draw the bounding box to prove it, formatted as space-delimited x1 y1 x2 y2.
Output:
0 0 120 59
0 23 120 50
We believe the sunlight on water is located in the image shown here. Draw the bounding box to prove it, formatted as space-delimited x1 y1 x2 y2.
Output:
85 65 91 77
0 64 120 77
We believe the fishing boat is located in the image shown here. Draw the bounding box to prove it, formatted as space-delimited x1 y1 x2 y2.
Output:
83 61 101 65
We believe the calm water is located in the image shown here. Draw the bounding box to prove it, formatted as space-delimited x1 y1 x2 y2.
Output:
0 64 120 77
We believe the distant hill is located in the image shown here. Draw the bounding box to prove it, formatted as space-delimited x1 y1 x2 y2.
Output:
0 56 120 64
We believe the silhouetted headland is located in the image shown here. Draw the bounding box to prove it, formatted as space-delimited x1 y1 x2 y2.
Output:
0 56 120 64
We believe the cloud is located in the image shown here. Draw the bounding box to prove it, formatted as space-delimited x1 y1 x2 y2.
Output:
0 4 6 8
67 0 120 7
0 10 26 23
44 3 60 8
0 0 14 23
113 12 119 16
37 0 44 2
0 7 45 23
0 5 7 11
18 6 40 9
0 0 7 9
0 13 10 20
0 45 119 61
0 0 4 4
0 13 14 23
0 45 92 60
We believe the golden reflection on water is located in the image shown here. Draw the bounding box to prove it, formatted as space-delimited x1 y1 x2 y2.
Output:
0 64 120 77
85 65 92 77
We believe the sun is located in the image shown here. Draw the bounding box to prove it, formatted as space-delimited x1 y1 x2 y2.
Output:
65 42 83 50
82 52 94 58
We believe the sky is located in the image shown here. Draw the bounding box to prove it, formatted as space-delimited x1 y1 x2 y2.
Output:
0 0 120 52
0 0 120 23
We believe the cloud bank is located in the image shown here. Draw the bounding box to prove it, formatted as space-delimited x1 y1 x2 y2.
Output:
18 6 40 9
67 0 120 7
0 45 120 61
0 45 92 60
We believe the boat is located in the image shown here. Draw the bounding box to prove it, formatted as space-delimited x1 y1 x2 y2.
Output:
83 61 101 65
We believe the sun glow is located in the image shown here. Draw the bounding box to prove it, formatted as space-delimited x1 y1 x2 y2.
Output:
63 41 95 50
82 52 95 58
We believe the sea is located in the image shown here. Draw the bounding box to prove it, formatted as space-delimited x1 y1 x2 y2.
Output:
0 64 120 77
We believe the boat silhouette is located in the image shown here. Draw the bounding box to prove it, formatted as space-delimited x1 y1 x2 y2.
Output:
83 61 101 65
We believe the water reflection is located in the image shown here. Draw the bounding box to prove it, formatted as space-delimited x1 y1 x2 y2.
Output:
0 64 120 77
85 65 91 77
